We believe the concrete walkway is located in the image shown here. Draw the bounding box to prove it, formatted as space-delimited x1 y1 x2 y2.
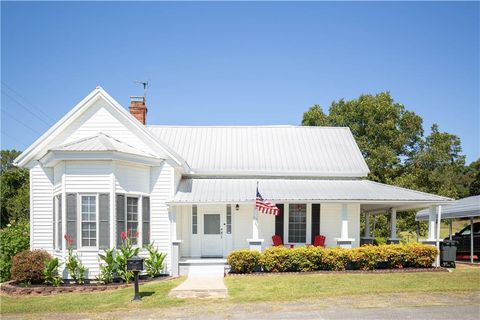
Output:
169 263 227 298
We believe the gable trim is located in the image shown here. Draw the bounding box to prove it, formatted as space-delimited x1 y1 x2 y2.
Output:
14 87 188 170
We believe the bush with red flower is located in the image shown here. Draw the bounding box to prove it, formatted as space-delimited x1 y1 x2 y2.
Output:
116 229 140 284
64 234 87 284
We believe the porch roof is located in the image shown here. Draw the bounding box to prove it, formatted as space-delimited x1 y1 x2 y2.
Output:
416 195 480 221
170 178 451 210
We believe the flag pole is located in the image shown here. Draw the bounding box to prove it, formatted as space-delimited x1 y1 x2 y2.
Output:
253 181 259 240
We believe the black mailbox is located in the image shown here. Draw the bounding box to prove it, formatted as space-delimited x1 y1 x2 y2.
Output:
127 255 144 272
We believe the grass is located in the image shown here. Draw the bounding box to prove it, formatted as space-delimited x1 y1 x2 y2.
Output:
225 265 480 303
1 267 479 315
1 277 186 314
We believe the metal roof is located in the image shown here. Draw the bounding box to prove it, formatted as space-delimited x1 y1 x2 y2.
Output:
50 132 157 158
147 126 370 177
416 195 480 220
170 178 451 204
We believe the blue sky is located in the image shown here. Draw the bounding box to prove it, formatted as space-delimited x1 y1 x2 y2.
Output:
1 1 479 163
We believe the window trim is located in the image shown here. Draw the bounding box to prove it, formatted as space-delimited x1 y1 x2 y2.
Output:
78 193 99 249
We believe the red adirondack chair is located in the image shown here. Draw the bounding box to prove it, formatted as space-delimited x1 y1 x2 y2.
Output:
272 235 294 248
313 235 326 248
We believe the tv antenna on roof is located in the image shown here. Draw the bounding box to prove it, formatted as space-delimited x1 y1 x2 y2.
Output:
133 80 150 102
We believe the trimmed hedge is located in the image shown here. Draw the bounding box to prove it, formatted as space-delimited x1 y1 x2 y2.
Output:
228 244 438 273
11 250 52 284
227 249 261 273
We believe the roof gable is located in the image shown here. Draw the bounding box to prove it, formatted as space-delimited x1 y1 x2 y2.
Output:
148 126 370 177
15 87 187 169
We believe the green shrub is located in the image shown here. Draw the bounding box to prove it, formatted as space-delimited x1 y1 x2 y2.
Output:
98 248 116 284
227 249 261 273
227 244 438 273
0 222 29 281
318 248 349 271
374 237 387 245
11 250 52 285
144 243 167 278
44 258 62 287
260 247 292 272
64 234 87 284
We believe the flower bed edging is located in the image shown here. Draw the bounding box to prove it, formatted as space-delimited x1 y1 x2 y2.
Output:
225 267 448 277
0 275 175 296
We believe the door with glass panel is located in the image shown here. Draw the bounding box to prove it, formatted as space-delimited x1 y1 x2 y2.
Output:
201 213 224 257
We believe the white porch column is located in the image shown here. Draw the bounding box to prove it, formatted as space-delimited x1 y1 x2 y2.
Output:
422 205 441 267
388 208 400 244
365 212 371 238
428 206 437 241
248 206 264 252
336 204 354 249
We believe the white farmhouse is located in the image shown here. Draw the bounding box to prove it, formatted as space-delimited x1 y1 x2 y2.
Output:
15 87 450 277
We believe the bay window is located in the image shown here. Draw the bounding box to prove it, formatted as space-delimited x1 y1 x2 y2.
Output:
126 197 139 245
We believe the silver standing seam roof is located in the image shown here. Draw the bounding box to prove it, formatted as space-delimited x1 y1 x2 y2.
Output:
416 195 480 220
148 126 370 177
170 178 452 204
50 133 157 158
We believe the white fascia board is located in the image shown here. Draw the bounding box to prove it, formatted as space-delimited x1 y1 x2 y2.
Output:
168 199 453 206
184 170 369 178
39 150 164 167
14 87 188 170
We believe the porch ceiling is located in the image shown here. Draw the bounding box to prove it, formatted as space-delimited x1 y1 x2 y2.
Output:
169 178 452 211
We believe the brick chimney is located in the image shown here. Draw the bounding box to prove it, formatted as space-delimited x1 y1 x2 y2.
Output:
129 96 147 125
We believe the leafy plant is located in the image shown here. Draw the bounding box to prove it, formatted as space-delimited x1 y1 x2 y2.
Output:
98 248 116 284
116 230 139 283
144 243 166 278
64 234 88 284
227 249 260 273
44 258 62 287
0 221 29 281
11 249 52 285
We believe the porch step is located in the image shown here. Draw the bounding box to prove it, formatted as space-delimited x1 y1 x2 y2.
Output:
179 258 229 276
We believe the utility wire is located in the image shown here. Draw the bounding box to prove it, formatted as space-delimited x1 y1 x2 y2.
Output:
2 91 52 127
2 109 44 135
1 130 30 149
1 81 56 123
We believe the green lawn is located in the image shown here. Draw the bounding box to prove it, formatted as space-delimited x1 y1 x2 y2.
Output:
1 277 186 314
1 267 479 315
225 266 480 303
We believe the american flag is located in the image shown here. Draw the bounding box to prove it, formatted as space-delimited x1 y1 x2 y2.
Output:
256 186 279 215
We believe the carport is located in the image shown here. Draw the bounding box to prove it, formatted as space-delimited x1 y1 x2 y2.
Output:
416 195 480 264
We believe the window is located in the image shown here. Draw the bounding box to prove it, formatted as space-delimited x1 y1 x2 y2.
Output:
56 195 62 250
226 205 232 234
192 205 198 234
81 195 97 247
288 204 306 243
127 197 139 245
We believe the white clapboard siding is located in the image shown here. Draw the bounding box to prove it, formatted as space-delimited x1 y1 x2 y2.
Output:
115 162 150 194
30 164 54 251
64 161 112 193
233 204 253 251
50 98 156 156
320 203 360 248
150 163 174 272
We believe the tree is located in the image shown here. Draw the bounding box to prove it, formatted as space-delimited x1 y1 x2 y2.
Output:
394 124 466 198
464 159 480 196
0 150 29 226
302 92 423 183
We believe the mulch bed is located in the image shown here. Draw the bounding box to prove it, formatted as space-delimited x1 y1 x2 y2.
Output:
226 267 448 277
0 275 174 296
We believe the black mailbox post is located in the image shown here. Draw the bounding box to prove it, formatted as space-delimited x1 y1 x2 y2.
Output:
127 255 144 301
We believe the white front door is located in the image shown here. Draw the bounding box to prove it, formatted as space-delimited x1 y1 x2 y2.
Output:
202 213 223 257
